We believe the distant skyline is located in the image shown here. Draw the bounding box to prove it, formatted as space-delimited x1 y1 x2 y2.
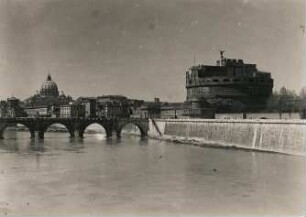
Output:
0 0 304 101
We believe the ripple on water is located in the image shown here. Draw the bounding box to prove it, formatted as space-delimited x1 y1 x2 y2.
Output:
0 133 304 216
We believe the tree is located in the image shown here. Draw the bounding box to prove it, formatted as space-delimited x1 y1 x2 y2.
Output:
266 87 299 113
266 90 280 111
299 87 306 119
278 86 298 113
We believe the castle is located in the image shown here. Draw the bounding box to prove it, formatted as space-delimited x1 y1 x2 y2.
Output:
185 51 274 117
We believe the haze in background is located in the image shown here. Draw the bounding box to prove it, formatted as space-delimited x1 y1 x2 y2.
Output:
0 0 304 101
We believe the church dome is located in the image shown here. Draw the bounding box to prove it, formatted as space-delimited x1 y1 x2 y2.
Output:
40 74 59 97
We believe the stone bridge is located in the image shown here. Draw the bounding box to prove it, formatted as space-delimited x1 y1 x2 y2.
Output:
0 117 149 139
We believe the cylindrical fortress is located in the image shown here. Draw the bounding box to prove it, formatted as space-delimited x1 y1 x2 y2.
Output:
185 52 274 115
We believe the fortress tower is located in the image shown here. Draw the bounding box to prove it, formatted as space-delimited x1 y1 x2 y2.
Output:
185 52 274 116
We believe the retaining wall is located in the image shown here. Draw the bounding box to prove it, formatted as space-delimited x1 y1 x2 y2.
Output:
149 119 306 156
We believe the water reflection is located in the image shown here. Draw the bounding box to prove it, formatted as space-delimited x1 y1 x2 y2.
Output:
85 133 106 141
28 139 45 153
0 140 19 152
138 137 149 145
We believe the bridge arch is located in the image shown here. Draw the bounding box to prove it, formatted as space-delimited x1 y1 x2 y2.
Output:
0 122 35 139
116 121 148 138
40 122 75 139
78 122 112 138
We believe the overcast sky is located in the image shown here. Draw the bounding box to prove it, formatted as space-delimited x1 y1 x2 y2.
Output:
0 0 304 101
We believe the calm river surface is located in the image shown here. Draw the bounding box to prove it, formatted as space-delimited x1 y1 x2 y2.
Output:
0 131 305 216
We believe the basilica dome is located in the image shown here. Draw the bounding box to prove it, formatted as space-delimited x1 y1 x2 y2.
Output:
40 74 59 97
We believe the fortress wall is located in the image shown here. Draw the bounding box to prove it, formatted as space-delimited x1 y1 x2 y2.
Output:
148 119 306 156
215 112 301 120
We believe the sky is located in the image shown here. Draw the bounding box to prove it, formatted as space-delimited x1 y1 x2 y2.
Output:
0 0 304 101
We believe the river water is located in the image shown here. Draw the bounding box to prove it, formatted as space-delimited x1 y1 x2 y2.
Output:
0 131 305 216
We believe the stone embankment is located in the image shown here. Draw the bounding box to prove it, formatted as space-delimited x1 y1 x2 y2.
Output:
148 119 306 156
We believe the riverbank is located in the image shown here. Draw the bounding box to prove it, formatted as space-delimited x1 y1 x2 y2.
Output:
148 119 306 156
148 134 298 156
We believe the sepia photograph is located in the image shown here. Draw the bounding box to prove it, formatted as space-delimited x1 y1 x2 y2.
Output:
0 0 305 216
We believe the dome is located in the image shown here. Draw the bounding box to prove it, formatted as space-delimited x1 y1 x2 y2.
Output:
40 74 59 97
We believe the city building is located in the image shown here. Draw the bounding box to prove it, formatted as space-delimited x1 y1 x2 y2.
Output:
0 101 7 117
140 98 161 118
24 74 73 117
128 99 144 118
140 98 197 119
159 103 187 119
3 97 27 117
96 95 130 118
24 106 50 117
60 103 85 118
76 97 97 118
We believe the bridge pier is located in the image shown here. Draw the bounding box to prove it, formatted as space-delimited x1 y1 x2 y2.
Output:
78 130 84 138
30 130 35 139
106 130 113 138
141 131 148 138
116 130 121 138
38 131 44 139
0 124 5 139
69 130 75 138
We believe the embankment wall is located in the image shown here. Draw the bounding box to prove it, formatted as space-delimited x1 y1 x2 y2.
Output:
148 119 306 156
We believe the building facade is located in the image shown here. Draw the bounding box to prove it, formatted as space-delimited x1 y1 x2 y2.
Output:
76 97 97 118
96 95 130 118
1 97 27 117
60 103 85 118
25 106 49 117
